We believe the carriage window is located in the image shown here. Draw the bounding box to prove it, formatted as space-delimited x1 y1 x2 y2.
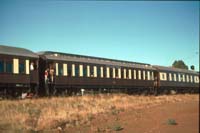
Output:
0 60 4 72
123 69 127 79
169 73 172 81
182 74 185 82
103 67 106 78
97 66 101 77
83 65 87 77
194 76 199 83
128 69 132 79
116 68 121 79
186 75 189 82
147 71 150 80
190 75 193 83
174 73 177 81
90 65 94 77
75 65 79 77
160 72 167 81
100 67 103 78
115 68 118 78
6 62 13 73
72 64 75 77
151 71 154 80
134 70 137 79
19 61 25 73
178 74 181 82
68 64 72 76
112 68 116 78
141 70 143 80
93 66 97 78
63 64 67 76
25 60 30 74
138 70 141 80
143 71 146 80
117 68 121 79
79 65 83 77
110 67 113 78
106 67 110 78
58 63 63 76
87 65 90 77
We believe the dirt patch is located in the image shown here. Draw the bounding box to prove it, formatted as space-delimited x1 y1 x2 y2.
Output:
64 96 199 133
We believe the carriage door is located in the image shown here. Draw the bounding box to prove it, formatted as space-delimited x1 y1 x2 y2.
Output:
153 71 159 88
30 59 39 84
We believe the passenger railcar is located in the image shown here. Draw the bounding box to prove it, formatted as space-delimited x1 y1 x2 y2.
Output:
0 45 39 97
38 51 156 95
0 45 199 97
153 65 199 94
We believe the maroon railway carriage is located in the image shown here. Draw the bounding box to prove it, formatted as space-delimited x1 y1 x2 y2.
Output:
0 45 39 97
153 65 199 93
38 51 156 95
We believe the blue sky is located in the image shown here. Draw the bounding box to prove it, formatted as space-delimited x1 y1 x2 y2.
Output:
0 1 199 70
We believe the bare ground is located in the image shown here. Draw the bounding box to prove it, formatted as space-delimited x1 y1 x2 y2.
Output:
64 95 199 133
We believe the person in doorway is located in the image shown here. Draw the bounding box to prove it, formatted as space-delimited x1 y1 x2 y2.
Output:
30 62 34 71
45 68 49 84
49 66 54 83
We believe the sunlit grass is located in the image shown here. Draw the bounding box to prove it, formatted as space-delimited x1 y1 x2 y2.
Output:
0 94 198 131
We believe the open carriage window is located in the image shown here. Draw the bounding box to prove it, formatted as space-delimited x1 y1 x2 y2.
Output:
19 61 25 73
0 60 4 72
6 61 13 73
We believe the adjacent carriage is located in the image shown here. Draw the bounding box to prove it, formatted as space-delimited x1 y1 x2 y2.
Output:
153 65 199 93
0 45 39 97
38 51 156 95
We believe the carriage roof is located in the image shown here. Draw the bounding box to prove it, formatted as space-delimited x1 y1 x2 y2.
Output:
0 45 38 58
38 51 155 70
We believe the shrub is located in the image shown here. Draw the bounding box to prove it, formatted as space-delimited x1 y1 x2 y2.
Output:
112 124 123 131
167 119 177 125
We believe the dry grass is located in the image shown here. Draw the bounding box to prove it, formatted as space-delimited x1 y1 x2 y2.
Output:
0 94 198 131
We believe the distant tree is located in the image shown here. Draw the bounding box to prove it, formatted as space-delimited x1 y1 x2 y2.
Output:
172 60 188 70
190 65 195 70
